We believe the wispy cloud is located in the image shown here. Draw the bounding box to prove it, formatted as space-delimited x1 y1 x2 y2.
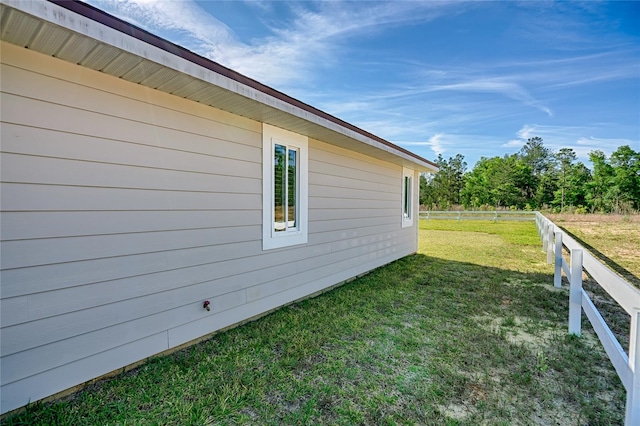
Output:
86 0 456 88
502 140 525 148
398 133 447 156
426 79 553 117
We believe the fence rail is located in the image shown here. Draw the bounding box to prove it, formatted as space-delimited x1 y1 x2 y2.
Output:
535 212 639 425
420 210 536 222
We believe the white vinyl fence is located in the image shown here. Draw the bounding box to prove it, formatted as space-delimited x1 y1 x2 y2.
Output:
420 210 536 222
536 212 639 425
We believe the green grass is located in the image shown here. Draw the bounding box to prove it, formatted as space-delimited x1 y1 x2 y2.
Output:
3 220 625 425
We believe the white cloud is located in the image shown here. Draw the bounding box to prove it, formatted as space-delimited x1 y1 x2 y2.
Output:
426 79 552 117
516 125 536 140
86 0 456 88
502 139 525 148
395 133 446 156
576 136 637 147
428 133 446 155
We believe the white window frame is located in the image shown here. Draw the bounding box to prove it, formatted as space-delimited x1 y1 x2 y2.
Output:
262 123 308 250
402 167 414 228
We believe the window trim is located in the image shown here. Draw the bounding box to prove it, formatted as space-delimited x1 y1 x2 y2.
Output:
262 123 308 250
402 167 414 228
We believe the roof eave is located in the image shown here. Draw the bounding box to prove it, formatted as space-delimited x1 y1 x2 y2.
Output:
1 0 439 172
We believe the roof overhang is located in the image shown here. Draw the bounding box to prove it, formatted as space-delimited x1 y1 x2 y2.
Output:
1 0 438 173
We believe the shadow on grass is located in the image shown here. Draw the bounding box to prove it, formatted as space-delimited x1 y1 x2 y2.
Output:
3 254 627 426
557 225 640 288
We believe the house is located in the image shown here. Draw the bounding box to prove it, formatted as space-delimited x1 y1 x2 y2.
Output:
0 0 438 414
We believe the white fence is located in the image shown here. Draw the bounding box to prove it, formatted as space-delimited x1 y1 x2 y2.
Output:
420 210 536 222
535 212 639 425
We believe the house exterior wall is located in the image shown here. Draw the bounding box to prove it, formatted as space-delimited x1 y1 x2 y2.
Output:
0 41 418 413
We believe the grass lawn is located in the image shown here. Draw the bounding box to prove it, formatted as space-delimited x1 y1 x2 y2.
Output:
3 220 625 425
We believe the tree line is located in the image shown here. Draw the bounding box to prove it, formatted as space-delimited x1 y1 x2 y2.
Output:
420 137 640 214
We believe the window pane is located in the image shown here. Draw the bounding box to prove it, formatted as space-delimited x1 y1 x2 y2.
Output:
274 144 286 232
404 176 411 218
288 149 297 229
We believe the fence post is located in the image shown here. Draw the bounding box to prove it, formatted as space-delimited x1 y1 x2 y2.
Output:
626 309 640 425
542 221 549 253
536 213 542 239
546 224 554 264
568 249 583 336
457 211 461 222
554 232 563 288
494 211 498 223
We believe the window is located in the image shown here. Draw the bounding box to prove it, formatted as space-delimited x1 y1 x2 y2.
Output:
262 123 308 250
402 167 414 227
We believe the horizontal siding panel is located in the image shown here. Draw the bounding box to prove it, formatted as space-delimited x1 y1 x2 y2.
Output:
2 229 405 325
0 93 261 164
0 114 261 177
309 208 397 221
328 229 408 254
1 61 261 144
1 289 246 386
1 225 260 269
1 252 170 298
309 196 399 210
0 233 322 297
309 159 397 186
0 183 261 212
2 249 338 354
310 142 400 179
1 231 411 348
247 238 414 302
1 121 260 168
1 271 250 356
0 332 169 414
0 297 29 327
2 264 251 327
310 183 400 201
1 210 261 241
309 216 398 234
308 223 401 246
1 153 261 195
309 171 398 194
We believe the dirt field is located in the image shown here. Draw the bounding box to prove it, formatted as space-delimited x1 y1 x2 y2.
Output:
547 213 640 287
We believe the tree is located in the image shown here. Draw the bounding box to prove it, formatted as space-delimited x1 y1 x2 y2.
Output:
555 148 577 212
422 142 636 214
609 145 640 212
422 154 467 209
563 162 591 208
519 137 552 178
461 154 529 209
586 150 614 212
517 137 554 208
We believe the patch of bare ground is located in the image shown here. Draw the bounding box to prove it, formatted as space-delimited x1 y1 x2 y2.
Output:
548 213 640 224
548 213 640 288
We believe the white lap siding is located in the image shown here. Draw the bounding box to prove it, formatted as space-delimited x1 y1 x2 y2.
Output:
0 41 416 413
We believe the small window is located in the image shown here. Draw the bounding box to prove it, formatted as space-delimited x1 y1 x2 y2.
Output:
402 167 414 227
263 124 308 250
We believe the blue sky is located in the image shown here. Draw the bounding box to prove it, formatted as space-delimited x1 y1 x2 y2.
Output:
85 0 639 168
